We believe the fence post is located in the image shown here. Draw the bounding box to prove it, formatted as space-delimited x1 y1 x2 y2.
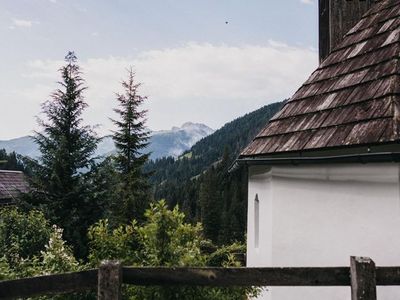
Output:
98 260 122 300
350 256 377 300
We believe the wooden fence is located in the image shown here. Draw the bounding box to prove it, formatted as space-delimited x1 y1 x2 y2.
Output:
0 256 399 299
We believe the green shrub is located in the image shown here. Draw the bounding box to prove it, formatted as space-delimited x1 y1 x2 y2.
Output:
89 200 260 299
0 208 51 267
88 219 137 266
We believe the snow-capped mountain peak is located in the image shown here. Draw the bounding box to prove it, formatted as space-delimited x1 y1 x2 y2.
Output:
150 122 214 158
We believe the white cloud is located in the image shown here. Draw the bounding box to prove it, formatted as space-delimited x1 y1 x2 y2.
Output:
12 18 33 28
20 42 318 136
300 0 314 4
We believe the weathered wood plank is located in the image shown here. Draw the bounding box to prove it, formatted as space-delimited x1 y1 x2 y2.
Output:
0 263 399 299
98 260 122 300
0 269 97 299
376 267 400 285
122 267 351 286
351 256 377 300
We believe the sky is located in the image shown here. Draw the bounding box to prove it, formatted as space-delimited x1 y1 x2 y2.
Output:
0 0 319 140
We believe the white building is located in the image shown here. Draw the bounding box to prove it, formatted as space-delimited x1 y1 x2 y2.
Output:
238 0 400 299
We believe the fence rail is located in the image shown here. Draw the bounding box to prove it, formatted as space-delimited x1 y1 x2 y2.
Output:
0 256 399 299
0 269 97 299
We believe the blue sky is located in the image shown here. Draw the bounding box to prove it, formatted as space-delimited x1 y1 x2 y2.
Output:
0 0 319 139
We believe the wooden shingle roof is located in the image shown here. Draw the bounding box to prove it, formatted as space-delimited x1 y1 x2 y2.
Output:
0 170 29 200
241 0 400 158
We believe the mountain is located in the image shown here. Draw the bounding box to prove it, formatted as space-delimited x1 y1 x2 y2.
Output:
0 136 39 159
149 122 214 159
145 101 284 244
0 122 214 160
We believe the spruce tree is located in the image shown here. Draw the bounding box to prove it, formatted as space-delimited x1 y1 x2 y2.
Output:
199 167 222 242
28 52 99 257
111 68 151 224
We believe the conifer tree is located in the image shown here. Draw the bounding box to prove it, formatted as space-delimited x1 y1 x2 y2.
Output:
111 68 151 224
28 52 99 257
199 168 221 242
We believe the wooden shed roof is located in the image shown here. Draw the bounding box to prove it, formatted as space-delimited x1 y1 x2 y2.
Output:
0 170 29 200
241 0 400 159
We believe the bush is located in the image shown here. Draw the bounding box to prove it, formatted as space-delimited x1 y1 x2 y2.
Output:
89 200 260 299
0 208 51 267
0 208 81 275
0 210 87 299
88 219 137 266
0 203 260 299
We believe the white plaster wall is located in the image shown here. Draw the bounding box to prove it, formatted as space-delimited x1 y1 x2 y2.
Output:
247 163 400 300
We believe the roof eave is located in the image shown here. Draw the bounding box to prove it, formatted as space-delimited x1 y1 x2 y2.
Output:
229 151 400 172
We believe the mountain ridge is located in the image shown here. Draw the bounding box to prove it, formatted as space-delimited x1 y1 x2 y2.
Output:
0 122 214 160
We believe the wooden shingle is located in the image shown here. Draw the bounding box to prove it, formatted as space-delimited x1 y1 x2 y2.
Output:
0 171 29 201
241 0 400 158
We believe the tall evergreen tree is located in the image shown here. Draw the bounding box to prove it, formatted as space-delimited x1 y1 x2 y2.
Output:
27 52 99 258
111 68 151 224
199 168 221 242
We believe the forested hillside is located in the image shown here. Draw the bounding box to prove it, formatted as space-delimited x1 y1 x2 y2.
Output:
145 101 284 244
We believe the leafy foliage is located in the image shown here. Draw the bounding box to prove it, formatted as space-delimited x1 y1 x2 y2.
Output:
41 226 80 274
0 208 51 267
0 208 79 274
135 200 205 267
88 219 137 266
88 200 205 268
0 202 259 299
0 209 90 299
88 200 260 299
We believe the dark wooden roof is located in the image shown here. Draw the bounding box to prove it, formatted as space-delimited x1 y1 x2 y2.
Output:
0 170 29 200
241 0 400 158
